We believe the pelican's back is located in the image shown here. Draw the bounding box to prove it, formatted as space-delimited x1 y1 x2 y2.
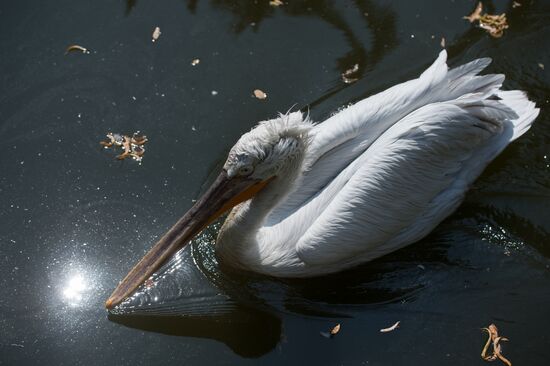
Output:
269 51 536 223
255 51 538 276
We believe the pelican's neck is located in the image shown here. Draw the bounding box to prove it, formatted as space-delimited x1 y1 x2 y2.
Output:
216 155 305 268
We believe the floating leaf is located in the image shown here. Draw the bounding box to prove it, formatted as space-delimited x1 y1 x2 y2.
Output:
481 323 512 366
320 323 341 338
380 321 400 333
463 2 483 23
65 45 90 55
253 89 267 100
463 3 509 38
101 132 148 163
191 58 200 66
152 27 161 42
269 0 283 7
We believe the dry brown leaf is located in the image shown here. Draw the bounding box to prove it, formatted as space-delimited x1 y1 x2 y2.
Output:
102 132 148 163
253 89 267 100
65 45 90 55
270 0 283 7
320 323 341 338
380 321 400 333
152 27 161 42
463 3 509 38
481 323 512 366
478 14 509 38
463 2 483 23
191 58 200 66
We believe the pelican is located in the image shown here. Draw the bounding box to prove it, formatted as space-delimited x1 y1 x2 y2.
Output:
106 50 539 309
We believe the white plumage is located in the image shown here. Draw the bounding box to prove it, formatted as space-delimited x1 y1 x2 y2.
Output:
106 50 540 308
215 50 539 277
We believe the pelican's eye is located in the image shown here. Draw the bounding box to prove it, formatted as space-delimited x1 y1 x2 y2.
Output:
238 165 254 176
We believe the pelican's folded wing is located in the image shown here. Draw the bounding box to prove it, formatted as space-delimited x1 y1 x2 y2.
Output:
295 94 538 267
269 51 505 222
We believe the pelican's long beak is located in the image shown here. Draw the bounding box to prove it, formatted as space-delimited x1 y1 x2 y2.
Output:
105 170 271 309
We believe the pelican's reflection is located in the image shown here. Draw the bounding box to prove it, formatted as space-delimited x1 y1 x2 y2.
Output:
109 306 281 358
108 241 282 358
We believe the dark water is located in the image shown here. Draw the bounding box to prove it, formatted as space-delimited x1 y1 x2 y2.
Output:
1 0 549 365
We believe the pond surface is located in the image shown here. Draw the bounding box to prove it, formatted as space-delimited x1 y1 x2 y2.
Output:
1 0 549 365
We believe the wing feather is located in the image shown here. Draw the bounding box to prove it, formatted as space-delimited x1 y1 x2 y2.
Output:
268 51 503 224
257 52 538 275
295 98 517 266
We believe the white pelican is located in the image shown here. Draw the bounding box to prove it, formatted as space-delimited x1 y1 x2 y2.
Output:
106 50 539 309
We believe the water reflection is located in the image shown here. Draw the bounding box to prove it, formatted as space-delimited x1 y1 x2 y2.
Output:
205 0 398 107
62 274 88 305
1 0 549 364
112 222 442 319
458 194 550 259
125 0 398 104
54 263 100 310
109 306 281 358
109 238 282 358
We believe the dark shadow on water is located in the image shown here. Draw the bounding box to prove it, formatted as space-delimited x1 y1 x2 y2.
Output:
108 306 281 358
124 0 398 108
124 0 137 16
203 0 398 109
197 223 459 318
460 192 550 259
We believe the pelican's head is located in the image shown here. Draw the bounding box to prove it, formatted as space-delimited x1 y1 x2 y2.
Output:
106 111 313 309
224 111 313 180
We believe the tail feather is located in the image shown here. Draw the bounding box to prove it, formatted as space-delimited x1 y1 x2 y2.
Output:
454 94 518 122
447 72 505 98
442 53 503 99
447 57 492 79
497 90 539 141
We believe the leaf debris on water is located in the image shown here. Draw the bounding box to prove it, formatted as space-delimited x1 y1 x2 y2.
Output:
463 2 483 23
253 89 267 100
538 63 544 70
191 58 200 66
320 323 341 338
100 132 148 163
463 2 509 38
380 321 400 333
270 0 283 6
65 45 90 55
341 64 359 84
512 1 521 8
152 27 161 42
481 324 512 366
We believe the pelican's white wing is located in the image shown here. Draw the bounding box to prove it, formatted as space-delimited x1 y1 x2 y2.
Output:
295 94 537 267
269 51 503 221
257 51 538 275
